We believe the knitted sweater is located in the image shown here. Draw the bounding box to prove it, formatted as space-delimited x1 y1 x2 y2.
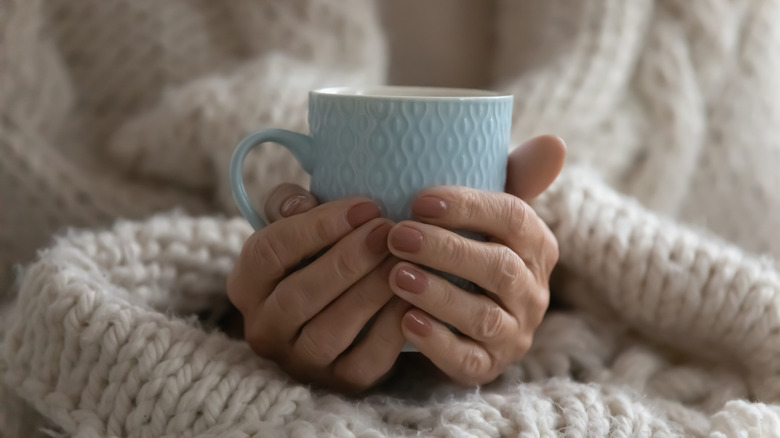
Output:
2 0 780 436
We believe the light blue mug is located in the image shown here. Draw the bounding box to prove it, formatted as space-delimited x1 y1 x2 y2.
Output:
229 86 513 229
230 86 513 352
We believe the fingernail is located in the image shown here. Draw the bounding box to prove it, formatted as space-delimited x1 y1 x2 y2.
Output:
390 226 423 253
396 267 426 294
346 202 381 228
365 222 392 255
413 196 447 218
280 195 309 217
404 311 433 337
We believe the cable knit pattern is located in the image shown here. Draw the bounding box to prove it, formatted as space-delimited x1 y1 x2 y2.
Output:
3 0 780 436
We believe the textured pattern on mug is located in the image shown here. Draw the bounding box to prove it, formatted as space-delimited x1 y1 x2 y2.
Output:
309 95 513 221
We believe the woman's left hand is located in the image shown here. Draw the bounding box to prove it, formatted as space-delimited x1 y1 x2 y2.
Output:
387 135 566 385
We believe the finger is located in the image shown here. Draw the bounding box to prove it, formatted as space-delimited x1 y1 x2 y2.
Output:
389 262 517 343
228 198 381 314
333 297 410 392
410 187 555 270
292 256 397 367
401 309 497 386
387 221 533 300
506 135 566 201
264 183 319 223
266 218 393 344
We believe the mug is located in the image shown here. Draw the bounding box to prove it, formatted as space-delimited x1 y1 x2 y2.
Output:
229 86 513 229
229 86 513 352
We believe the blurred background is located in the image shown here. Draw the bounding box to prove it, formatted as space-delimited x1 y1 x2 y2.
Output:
381 0 494 88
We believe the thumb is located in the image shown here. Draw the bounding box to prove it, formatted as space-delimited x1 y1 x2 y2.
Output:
264 183 319 223
505 135 566 201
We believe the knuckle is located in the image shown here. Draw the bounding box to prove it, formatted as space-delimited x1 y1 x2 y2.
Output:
437 282 458 311
272 280 307 323
458 348 487 384
503 196 529 232
475 305 506 341
245 232 286 279
493 247 524 293
461 190 484 220
530 285 551 326
296 326 340 367
333 249 362 282
526 233 558 281
443 233 468 266
312 214 339 244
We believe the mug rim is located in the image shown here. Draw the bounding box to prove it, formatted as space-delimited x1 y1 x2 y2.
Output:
311 86 512 100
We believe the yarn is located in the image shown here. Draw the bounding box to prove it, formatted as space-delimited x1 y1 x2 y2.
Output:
3 183 780 436
3 0 780 436
0 0 386 290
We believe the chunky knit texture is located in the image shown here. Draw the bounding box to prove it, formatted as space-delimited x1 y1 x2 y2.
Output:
3 0 780 436
0 0 386 291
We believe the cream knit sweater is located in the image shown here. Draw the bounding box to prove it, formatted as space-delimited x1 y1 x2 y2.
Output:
2 0 780 436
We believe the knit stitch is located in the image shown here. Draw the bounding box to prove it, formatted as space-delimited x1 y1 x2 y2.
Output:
3 0 780 436
4 179 780 436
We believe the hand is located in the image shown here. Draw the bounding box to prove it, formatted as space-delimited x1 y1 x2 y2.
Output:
386 135 566 385
227 184 408 392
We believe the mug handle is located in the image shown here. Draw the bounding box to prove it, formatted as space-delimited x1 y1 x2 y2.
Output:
229 128 315 230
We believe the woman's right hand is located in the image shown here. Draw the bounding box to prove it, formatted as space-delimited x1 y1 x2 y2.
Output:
227 184 409 392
